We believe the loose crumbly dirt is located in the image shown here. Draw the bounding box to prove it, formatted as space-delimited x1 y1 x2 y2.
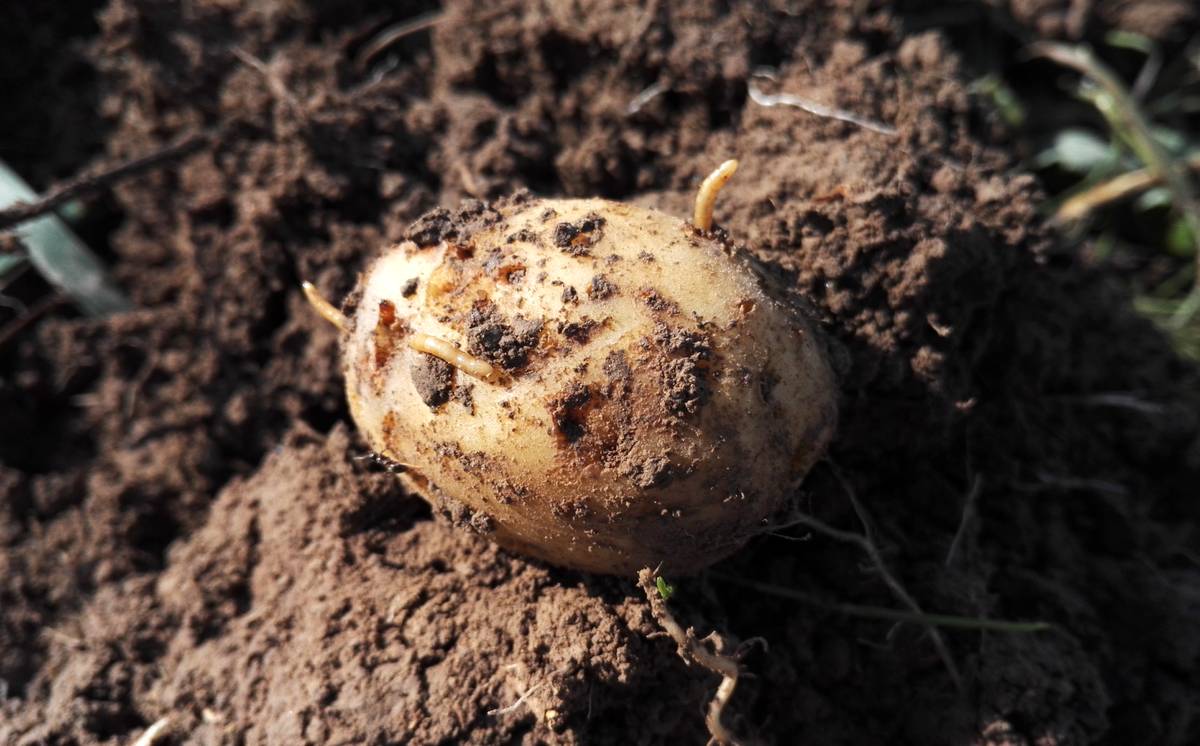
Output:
2 1 1199 744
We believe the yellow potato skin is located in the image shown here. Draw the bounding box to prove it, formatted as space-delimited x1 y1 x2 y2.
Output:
342 196 837 575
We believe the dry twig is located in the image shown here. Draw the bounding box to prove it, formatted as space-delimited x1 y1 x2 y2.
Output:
0 132 214 231
0 293 66 350
638 568 752 746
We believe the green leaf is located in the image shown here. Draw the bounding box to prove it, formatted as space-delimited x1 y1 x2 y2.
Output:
1150 126 1186 155
655 576 675 601
1166 216 1198 258
0 253 25 286
1037 129 1115 172
0 161 131 316
1105 29 1155 55
1135 186 1173 212
969 74 1025 128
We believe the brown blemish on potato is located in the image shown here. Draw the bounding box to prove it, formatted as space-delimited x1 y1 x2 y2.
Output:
549 382 593 443
381 410 400 444
551 498 593 521
426 261 462 301
624 454 673 489
758 368 778 403
500 264 526 284
603 350 632 388
482 248 527 284
373 299 407 369
505 228 538 244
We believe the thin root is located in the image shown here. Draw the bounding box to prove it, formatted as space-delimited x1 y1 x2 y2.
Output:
132 717 172 746
638 568 749 746
301 281 347 331
774 462 964 690
355 12 444 72
748 78 897 136
487 664 571 717
693 159 739 232
408 332 498 382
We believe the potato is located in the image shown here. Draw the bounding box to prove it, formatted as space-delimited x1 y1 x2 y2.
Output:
305 168 837 575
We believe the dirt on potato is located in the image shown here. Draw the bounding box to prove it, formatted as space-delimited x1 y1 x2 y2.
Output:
2 1 1199 744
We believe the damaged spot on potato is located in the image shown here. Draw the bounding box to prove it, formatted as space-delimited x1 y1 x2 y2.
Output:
549 382 593 443
506 228 538 244
483 249 527 284
373 299 406 369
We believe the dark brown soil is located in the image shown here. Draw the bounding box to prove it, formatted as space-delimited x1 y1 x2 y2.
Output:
3 1 1199 744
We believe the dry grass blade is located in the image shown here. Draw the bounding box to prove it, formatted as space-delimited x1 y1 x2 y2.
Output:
1055 152 1200 222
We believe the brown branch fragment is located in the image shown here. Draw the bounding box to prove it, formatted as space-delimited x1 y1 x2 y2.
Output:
638 568 751 746
0 131 214 231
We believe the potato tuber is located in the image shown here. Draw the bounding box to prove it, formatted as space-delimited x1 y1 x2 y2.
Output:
305 162 838 575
